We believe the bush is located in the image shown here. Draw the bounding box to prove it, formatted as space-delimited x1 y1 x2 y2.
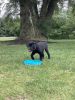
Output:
0 17 20 37
39 13 75 39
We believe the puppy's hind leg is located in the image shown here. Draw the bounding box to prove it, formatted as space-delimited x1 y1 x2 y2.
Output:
45 48 50 59
39 52 44 61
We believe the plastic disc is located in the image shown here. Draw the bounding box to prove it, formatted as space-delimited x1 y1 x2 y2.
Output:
23 60 42 65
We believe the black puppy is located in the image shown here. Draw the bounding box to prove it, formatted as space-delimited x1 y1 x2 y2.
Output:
27 41 50 60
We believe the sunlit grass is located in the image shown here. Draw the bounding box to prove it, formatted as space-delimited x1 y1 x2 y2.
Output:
0 38 75 100
0 37 17 41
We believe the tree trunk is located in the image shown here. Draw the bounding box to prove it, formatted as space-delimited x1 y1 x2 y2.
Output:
19 0 34 40
19 0 46 41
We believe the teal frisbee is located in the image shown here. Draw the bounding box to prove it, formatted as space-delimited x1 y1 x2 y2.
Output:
23 60 42 65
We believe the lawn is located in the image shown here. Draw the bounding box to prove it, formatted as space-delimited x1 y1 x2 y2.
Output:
0 38 75 100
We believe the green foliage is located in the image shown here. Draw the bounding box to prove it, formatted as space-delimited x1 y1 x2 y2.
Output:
39 12 75 39
0 17 20 37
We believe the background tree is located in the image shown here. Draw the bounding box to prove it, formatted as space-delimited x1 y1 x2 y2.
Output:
7 0 59 41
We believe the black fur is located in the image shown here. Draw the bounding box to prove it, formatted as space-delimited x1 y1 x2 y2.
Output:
27 41 50 60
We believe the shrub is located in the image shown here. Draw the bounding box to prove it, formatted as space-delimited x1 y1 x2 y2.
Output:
0 17 20 37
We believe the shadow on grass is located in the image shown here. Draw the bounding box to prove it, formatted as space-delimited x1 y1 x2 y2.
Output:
0 39 57 45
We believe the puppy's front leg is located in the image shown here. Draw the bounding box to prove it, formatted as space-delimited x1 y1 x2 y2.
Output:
31 51 35 60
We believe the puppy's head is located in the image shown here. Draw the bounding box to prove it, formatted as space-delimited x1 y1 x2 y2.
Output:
27 41 36 52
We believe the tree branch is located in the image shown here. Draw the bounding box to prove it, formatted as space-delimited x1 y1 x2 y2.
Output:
40 0 51 18
46 0 59 18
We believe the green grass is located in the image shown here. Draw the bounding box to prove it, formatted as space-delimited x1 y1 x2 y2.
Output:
0 38 75 100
